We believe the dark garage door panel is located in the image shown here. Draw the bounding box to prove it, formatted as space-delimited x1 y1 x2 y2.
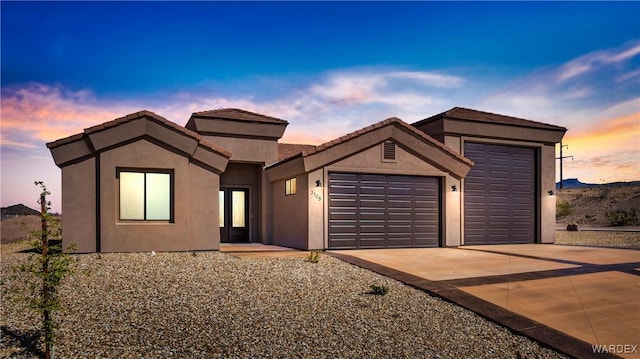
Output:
329 173 439 249
464 143 535 245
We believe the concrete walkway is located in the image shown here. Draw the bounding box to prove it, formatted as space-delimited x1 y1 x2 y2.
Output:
220 243 312 259
328 245 640 359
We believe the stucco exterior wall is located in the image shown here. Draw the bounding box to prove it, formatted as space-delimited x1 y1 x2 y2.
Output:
541 144 557 243
444 120 565 143
188 163 221 250
443 176 462 247
62 158 96 253
202 136 279 164
307 169 324 250
99 139 219 252
442 136 463 246
444 136 462 154
261 171 273 244
272 173 309 249
204 135 279 244
416 119 565 145
187 117 286 142
326 143 448 176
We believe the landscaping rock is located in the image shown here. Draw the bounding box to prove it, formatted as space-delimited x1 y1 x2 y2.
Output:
1 241 567 358
566 223 580 231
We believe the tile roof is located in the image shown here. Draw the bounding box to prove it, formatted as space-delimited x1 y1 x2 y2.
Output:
414 107 567 131
191 108 288 125
278 143 315 162
46 110 231 158
45 133 85 149
273 117 473 166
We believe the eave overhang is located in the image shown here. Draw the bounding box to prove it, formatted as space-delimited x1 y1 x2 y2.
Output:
186 108 288 140
414 107 568 144
47 111 230 173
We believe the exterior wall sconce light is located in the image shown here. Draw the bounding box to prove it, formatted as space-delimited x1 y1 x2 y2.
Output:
548 190 555 196
316 180 322 187
451 185 457 192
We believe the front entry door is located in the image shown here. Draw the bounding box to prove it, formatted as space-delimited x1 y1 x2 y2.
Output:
219 188 249 243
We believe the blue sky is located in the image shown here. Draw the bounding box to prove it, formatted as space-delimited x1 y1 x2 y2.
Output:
2 1 639 212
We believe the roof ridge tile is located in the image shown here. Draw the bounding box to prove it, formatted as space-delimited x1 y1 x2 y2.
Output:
47 110 230 158
191 108 288 124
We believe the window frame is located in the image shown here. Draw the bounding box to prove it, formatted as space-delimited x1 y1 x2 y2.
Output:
285 177 297 196
116 168 175 222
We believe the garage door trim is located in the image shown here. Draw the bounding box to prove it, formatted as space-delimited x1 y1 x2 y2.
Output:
328 172 442 249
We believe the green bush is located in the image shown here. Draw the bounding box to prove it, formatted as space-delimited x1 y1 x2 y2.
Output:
305 251 320 263
556 201 573 218
606 209 638 226
369 284 389 296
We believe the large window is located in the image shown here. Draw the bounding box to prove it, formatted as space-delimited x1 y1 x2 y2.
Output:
118 169 173 221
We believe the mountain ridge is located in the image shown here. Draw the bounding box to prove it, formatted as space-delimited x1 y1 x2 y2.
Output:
556 178 640 189
1 204 40 217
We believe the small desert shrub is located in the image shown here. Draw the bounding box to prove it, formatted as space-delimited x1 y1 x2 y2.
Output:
14 181 77 358
556 201 573 218
305 251 320 263
606 209 638 227
369 284 389 296
599 186 612 199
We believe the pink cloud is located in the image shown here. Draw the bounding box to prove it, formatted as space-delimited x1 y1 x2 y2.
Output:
561 150 639 183
564 112 640 154
1 84 137 146
558 111 640 183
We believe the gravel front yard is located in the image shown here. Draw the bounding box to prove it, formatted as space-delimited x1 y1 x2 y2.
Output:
1 241 565 358
555 230 640 249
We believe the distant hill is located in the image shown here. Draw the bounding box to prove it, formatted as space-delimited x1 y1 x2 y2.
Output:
556 178 640 189
1 204 40 218
556 185 640 227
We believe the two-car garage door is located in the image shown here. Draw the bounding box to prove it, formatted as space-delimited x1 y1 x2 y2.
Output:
464 143 536 245
327 143 536 248
328 173 440 249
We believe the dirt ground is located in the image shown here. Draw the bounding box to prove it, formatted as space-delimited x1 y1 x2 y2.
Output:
556 185 640 227
0 215 41 244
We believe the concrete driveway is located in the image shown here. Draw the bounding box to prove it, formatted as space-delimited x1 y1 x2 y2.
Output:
328 244 640 359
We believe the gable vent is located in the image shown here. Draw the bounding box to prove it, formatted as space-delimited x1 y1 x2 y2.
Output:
382 141 396 161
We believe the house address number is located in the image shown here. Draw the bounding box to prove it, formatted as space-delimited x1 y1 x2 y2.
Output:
310 189 322 202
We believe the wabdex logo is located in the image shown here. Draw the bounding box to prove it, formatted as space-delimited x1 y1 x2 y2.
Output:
592 344 638 354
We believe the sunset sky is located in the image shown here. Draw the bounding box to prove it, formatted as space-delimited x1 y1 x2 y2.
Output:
2 1 639 213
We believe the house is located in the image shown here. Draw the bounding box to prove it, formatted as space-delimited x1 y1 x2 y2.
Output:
47 107 566 252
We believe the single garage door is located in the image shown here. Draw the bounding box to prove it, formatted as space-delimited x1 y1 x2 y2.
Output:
464 142 536 245
328 173 440 249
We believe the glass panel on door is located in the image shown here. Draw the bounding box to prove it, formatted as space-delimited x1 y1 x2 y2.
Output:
232 190 246 227
219 191 225 227
220 188 250 243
